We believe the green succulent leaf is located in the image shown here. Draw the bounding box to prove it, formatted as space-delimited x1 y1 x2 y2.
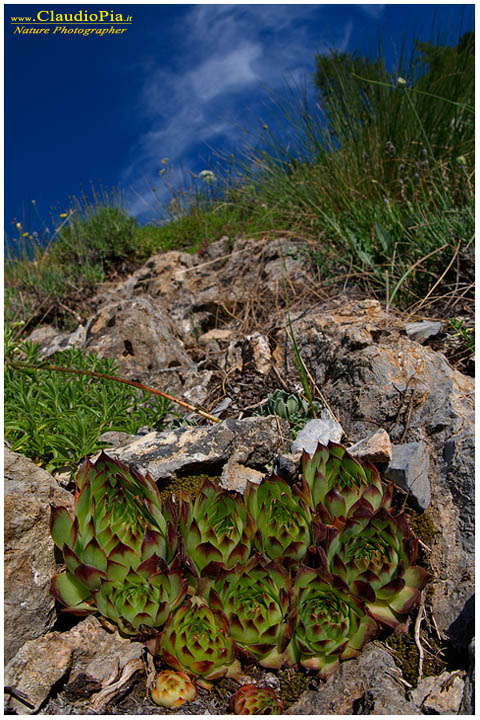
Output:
50 570 95 613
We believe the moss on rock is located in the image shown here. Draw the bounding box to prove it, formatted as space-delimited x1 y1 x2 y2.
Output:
157 474 219 503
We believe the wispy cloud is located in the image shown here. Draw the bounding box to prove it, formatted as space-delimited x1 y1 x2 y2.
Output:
122 5 354 218
359 5 386 19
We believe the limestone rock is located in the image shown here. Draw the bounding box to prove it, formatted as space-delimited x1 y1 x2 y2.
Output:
243 332 272 376
4 617 144 714
383 441 431 510
198 328 233 344
105 417 289 483
4 449 73 663
291 413 344 454
85 296 191 375
274 451 302 482
27 323 87 358
411 670 465 714
406 320 443 343
347 428 392 464
220 457 265 494
459 638 475 714
285 645 417 715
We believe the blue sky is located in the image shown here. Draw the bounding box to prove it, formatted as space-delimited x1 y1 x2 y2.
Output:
4 3 475 236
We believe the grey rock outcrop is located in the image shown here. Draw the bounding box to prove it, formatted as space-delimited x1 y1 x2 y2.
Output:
410 670 466 714
290 298 474 648
384 441 431 510
285 645 418 715
102 416 289 483
85 296 192 375
4 617 144 714
4 449 73 663
406 320 443 343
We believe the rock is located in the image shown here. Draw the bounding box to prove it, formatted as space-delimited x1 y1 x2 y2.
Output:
291 297 474 648
27 325 60 345
97 430 137 448
411 671 466 714
181 369 214 408
273 451 302 482
27 323 87 358
383 442 431 510
4 617 144 714
406 320 443 343
459 638 475 714
85 296 191 375
243 333 272 376
105 417 290 483
220 457 265 494
4 449 73 663
198 328 233 344
285 645 417 714
347 428 392 464
291 413 344 454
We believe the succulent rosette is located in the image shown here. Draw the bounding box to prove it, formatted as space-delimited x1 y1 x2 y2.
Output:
151 670 197 708
321 507 431 629
93 555 186 637
302 442 392 527
231 685 284 715
178 479 255 576
291 565 379 678
155 595 241 681
50 452 184 634
245 475 313 565
201 554 296 668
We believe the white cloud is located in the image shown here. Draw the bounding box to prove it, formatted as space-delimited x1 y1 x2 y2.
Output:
188 44 262 102
359 5 386 19
121 5 355 219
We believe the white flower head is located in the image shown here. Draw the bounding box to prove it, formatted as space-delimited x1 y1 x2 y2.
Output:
198 170 216 184
396 77 407 88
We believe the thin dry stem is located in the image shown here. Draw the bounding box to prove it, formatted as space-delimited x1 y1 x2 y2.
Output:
414 589 426 679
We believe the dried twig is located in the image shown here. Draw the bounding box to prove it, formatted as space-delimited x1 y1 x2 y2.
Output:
414 589 426 679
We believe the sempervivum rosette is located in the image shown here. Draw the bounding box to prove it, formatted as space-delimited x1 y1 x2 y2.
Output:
302 442 392 527
200 554 296 668
154 595 241 682
321 507 431 629
178 480 255 577
50 452 184 636
231 685 284 715
291 565 379 678
93 555 186 638
245 475 314 565
151 670 197 708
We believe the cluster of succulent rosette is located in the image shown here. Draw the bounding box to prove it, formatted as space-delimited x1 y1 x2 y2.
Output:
50 442 430 708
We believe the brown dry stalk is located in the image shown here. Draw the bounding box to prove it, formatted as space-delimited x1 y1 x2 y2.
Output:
414 589 426 679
